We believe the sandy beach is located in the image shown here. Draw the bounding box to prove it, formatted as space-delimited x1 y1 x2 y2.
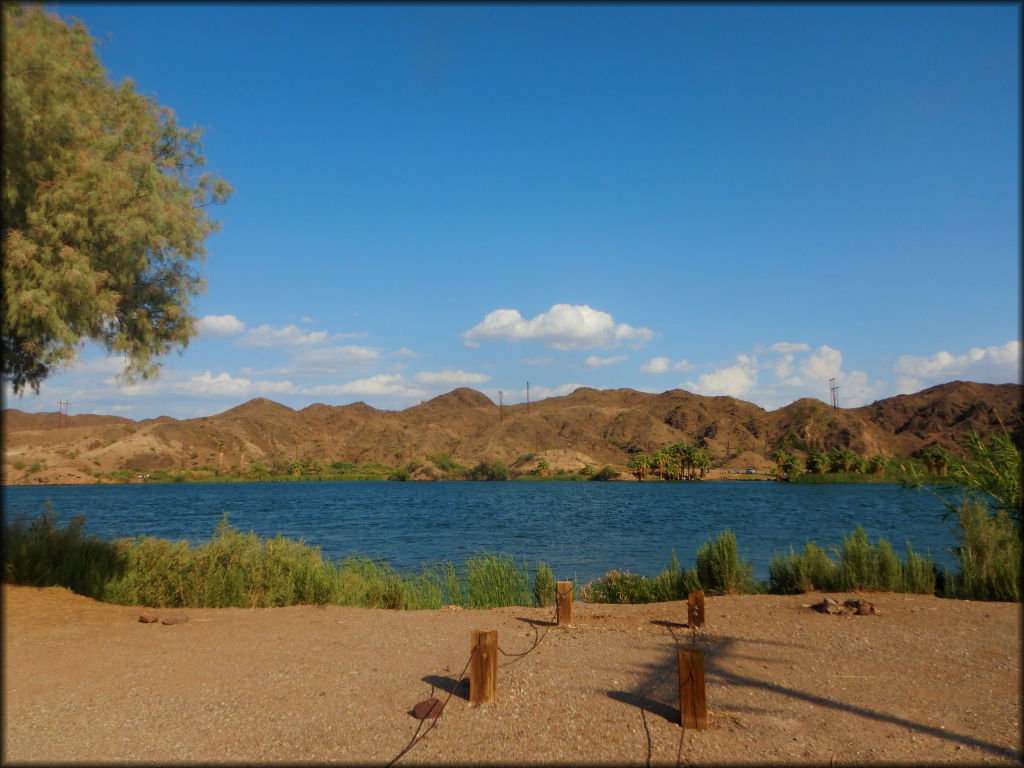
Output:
2 584 1020 765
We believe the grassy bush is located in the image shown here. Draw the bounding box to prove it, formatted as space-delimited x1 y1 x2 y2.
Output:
768 541 836 593
463 552 532 608
947 499 1020 601
468 459 510 481
533 561 556 607
2 504 123 600
768 529 939 595
580 550 701 604
696 529 755 595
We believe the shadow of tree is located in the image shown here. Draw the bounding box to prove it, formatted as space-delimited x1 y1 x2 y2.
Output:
605 623 1020 762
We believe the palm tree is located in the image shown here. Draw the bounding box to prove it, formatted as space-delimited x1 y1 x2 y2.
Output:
692 449 712 479
652 448 669 480
537 458 550 476
629 454 651 481
806 450 829 474
781 453 802 481
921 444 950 477
868 454 887 474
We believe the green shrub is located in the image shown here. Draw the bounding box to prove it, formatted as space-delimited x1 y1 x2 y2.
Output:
949 499 1020 601
768 541 836 593
533 561 556 607
591 465 620 481
468 459 510 481
580 550 701 604
901 543 937 594
2 504 123 599
696 530 755 595
463 552 531 608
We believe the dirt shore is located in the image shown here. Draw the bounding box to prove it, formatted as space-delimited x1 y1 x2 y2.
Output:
2 584 1020 765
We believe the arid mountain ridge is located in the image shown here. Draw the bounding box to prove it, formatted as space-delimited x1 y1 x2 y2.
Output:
3 380 1021 484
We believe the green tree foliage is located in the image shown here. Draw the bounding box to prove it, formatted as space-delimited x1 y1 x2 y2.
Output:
628 453 650 481
949 431 1021 524
3 6 232 393
920 444 951 477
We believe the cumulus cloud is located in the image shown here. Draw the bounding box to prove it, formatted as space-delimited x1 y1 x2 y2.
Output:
462 304 653 350
413 369 491 386
686 355 759 398
584 355 627 368
522 356 555 367
238 324 332 348
177 371 296 398
286 346 380 375
197 314 245 337
799 345 843 380
306 375 428 399
769 342 810 354
641 356 692 374
893 341 1020 385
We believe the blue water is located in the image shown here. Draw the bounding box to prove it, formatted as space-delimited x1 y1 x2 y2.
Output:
2 481 961 583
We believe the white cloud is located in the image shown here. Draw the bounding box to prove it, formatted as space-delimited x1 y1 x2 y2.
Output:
686 355 759 398
462 304 653 350
287 345 380 374
306 375 428 399
584 355 627 368
522 356 554 367
238 324 331 348
893 341 1020 384
769 342 810 354
301 316 314 324
394 348 425 358
176 371 295 398
515 381 586 401
413 369 491 386
642 356 692 374
197 314 245 337
799 345 843 380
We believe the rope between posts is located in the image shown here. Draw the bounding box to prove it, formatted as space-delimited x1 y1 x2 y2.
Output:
385 649 475 768
387 602 559 766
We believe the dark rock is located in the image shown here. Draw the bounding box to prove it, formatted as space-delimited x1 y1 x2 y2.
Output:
412 697 445 719
845 599 879 615
813 597 844 614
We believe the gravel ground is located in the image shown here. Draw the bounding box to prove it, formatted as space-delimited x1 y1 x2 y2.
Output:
2 584 1020 765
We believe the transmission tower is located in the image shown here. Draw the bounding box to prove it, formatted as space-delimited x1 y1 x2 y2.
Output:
498 389 504 422
829 378 839 411
57 400 69 429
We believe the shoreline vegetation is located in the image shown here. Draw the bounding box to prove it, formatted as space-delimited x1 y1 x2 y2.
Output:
24 452 946 486
3 499 1019 608
5 431 1018 605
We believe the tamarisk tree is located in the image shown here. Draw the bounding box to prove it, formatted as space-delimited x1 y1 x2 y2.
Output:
3 5 232 393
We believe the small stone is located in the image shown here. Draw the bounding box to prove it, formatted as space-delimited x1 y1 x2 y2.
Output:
412 698 444 719
161 615 189 625
845 599 879 615
138 611 159 623
813 597 843 615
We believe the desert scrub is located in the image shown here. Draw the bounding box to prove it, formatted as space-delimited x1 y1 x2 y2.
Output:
2 504 123 600
463 552 532 608
533 561 556 607
581 550 701 604
768 533 938 595
946 498 1020 601
696 529 756 595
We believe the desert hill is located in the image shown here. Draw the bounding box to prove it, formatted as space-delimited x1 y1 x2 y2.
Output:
2 381 1021 485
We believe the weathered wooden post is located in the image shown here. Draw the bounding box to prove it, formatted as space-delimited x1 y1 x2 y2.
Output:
687 589 705 628
469 629 498 705
677 647 707 729
556 581 573 626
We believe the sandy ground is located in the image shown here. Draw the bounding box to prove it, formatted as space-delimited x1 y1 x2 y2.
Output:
2 584 1020 765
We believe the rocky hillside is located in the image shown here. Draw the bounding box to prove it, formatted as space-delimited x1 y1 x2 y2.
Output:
3 381 1021 485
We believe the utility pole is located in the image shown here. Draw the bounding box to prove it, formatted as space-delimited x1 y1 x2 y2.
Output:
526 381 530 414
498 389 504 422
57 400 69 429
829 378 839 411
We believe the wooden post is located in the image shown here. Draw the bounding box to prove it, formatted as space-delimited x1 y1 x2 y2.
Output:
469 629 498 705
678 647 707 729
556 581 573 626
687 589 705 628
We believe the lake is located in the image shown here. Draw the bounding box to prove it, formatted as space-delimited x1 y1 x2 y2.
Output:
3 481 962 583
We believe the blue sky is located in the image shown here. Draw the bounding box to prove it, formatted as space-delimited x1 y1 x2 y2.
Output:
7 3 1020 419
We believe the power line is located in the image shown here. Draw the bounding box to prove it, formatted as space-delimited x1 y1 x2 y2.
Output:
828 378 839 411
